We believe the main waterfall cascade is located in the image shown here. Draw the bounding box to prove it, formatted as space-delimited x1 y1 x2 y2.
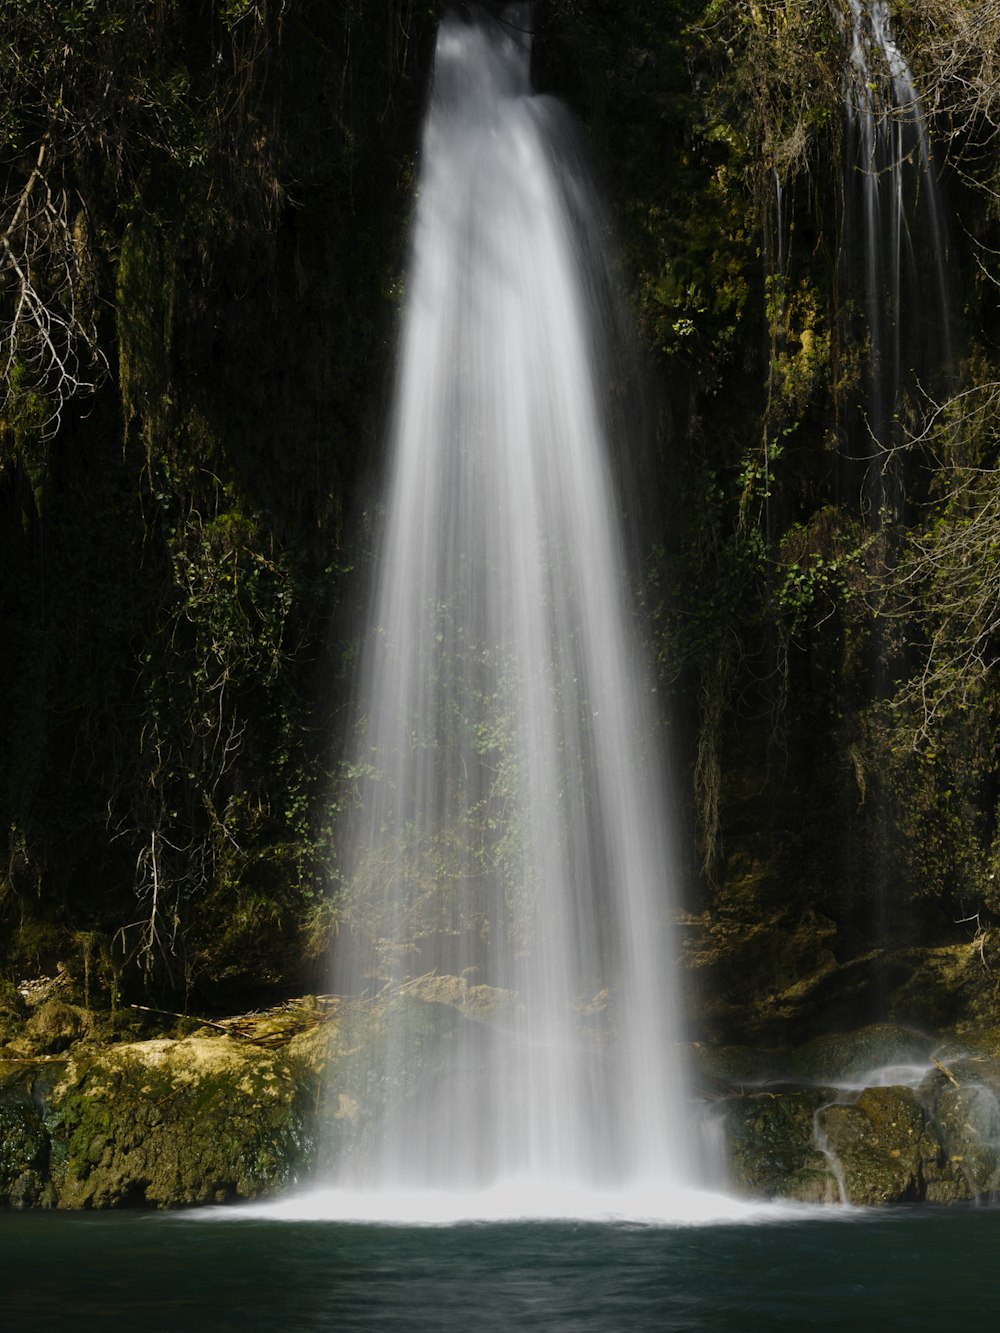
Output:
317 8 710 1218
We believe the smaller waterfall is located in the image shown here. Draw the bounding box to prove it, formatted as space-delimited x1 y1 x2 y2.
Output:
773 168 787 282
839 1 958 964
842 0 953 500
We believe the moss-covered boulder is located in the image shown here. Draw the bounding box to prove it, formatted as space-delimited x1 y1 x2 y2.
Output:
814 1085 958 1204
689 1042 780 1090
46 1035 318 1208
0 1096 50 1208
0 1017 328 1210
788 1024 933 1084
16 1000 90 1056
933 1084 1000 1194
722 1086 840 1202
710 1025 1000 1205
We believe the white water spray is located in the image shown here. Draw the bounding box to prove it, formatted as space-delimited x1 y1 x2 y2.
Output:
324 7 701 1216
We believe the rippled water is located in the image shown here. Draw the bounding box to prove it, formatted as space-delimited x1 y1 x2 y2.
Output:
4 1209 998 1331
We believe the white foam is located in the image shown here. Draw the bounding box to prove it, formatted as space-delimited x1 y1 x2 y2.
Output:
199 1181 850 1228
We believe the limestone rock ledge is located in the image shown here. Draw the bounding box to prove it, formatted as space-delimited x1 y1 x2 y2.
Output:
5 989 1000 1209
0 1009 325 1209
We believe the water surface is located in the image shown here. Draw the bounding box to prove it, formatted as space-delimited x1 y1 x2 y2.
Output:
3 1209 997 1331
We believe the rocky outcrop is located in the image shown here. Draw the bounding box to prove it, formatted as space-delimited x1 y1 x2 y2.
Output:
0 997 330 1210
5 981 1000 1210
0 984 512 1210
708 1025 1000 1205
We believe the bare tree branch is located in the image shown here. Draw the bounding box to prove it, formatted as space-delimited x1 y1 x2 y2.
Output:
1 134 107 436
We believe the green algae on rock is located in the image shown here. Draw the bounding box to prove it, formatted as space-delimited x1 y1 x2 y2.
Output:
724 1086 841 1204
0 1024 323 1209
0 1098 50 1209
713 1025 1000 1205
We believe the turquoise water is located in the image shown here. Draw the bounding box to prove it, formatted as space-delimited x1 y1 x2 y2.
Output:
2 1209 997 1330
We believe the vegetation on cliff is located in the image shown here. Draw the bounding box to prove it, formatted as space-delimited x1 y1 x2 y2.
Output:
2 0 1000 1058
0 0 435 1002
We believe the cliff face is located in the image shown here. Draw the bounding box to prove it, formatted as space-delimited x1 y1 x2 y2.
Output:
2 0 1000 1051
538 0 1000 1046
0 1 438 1001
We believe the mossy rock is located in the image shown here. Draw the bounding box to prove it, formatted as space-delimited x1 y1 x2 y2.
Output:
934 1084 1000 1194
722 1086 839 1202
945 1025 1000 1064
816 1085 966 1205
43 1035 319 1208
0 982 27 1015
685 906 840 1045
18 1000 90 1056
396 974 516 1021
889 946 1000 1034
717 1039 1000 1207
932 1080 1000 1198
688 1043 780 1089
788 1024 933 1085
0 982 28 1045
0 1099 50 1207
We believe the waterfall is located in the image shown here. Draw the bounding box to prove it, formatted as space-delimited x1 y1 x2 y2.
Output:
321 6 704 1218
837 1 957 989
842 0 953 497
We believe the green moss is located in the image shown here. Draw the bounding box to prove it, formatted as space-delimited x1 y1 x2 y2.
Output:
0 1100 49 1207
41 1036 318 1208
724 1087 839 1202
817 1086 953 1205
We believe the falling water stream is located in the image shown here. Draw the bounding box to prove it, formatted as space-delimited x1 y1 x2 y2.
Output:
843 0 953 482
839 0 958 967
299 5 720 1221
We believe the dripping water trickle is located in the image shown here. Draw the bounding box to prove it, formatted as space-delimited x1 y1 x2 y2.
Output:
843 0 954 496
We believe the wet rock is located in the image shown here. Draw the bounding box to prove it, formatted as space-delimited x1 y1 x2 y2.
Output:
44 1035 319 1208
815 1086 940 1204
713 1030 1000 1206
0 1099 50 1208
933 1081 1000 1198
689 1043 779 1089
788 1024 933 1084
723 1087 839 1202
